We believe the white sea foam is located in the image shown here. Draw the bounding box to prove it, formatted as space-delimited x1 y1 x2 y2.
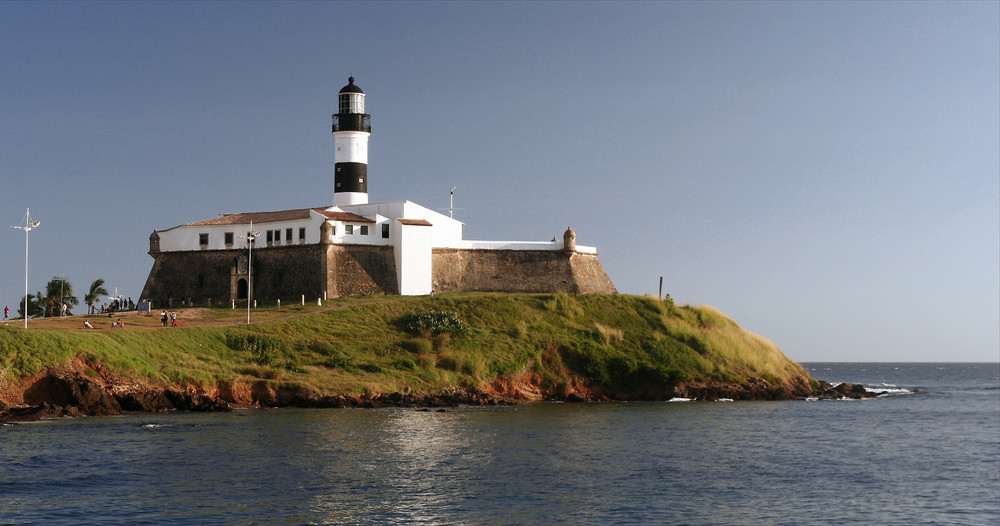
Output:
871 386 915 396
716 398 734 402
668 397 692 403
829 381 915 397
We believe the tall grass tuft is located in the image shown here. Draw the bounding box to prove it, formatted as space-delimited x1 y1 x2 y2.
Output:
593 323 625 344
224 331 282 366
542 292 584 319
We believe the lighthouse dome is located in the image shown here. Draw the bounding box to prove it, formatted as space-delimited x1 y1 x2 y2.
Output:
339 77 364 94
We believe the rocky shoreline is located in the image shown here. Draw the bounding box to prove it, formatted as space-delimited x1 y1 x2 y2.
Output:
0 368 884 424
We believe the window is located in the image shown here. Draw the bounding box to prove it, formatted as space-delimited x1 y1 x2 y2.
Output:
345 224 354 235
225 232 234 246
286 228 292 244
360 225 368 235
382 224 389 239
199 233 209 248
274 229 281 243
299 227 306 241
339 93 365 114
266 231 273 244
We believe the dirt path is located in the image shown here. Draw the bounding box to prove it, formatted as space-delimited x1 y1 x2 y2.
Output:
3 298 396 331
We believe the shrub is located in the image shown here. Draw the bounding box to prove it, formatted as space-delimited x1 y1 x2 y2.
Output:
400 311 468 337
393 359 418 371
308 341 342 356
323 356 354 370
282 361 305 373
359 363 386 374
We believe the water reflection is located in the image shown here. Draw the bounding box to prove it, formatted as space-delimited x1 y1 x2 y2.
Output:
2 369 996 526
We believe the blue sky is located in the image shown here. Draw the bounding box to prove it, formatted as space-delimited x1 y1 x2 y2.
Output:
1 1 997 362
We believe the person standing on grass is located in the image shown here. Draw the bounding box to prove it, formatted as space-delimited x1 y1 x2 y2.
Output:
3 306 8 320
161 310 168 327
170 311 177 327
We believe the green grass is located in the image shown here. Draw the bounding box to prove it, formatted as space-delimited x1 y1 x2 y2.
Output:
0 293 811 397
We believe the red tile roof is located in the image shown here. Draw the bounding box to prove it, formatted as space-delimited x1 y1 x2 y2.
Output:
397 218 433 226
314 209 375 223
182 207 373 226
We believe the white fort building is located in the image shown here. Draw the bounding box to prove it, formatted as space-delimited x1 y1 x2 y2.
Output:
141 78 616 305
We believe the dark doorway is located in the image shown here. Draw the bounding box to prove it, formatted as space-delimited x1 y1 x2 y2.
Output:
237 278 248 300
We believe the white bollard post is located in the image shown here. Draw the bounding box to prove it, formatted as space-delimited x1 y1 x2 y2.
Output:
277 299 281 311
232 299 235 309
317 297 322 306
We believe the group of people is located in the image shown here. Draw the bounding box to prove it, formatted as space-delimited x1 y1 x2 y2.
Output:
160 310 179 327
83 318 123 329
101 297 134 314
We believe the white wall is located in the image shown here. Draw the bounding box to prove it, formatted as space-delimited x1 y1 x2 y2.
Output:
156 216 326 252
458 240 598 254
342 200 464 248
155 201 598 256
394 220 433 295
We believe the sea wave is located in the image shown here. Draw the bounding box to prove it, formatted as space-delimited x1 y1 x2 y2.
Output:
137 422 173 429
830 381 916 397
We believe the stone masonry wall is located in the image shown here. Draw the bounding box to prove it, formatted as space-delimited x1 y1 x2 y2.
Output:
140 244 400 306
140 245 329 307
141 245 615 307
328 245 398 297
431 249 617 294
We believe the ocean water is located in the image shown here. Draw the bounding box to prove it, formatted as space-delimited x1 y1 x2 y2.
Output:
1 362 997 525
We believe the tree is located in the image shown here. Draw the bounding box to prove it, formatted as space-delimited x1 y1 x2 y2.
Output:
16 293 44 319
44 277 79 316
85 278 109 315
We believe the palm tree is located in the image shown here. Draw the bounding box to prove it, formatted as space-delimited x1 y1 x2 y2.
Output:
45 277 79 316
85 278 109 315
17 293 44 319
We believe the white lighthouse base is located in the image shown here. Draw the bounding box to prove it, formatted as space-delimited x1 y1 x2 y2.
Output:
334 192 368 207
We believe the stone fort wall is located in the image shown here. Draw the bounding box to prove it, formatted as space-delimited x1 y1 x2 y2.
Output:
431 249 617 294
140 245 615 306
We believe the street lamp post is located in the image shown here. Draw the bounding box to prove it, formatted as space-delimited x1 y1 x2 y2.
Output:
10 208 40 329
242 221 261 325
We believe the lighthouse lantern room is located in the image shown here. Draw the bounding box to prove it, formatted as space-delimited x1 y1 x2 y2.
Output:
332 77 371 206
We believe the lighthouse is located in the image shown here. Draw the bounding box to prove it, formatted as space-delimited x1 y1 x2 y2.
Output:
332 77 371 206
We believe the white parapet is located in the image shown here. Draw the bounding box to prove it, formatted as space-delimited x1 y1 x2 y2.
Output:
454 240 598 254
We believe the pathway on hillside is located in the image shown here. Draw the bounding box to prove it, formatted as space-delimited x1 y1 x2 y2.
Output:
5 297 408 331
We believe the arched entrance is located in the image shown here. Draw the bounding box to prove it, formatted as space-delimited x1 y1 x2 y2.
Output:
236 278 248 300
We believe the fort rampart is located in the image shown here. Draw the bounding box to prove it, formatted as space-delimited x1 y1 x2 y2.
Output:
140 245 616 306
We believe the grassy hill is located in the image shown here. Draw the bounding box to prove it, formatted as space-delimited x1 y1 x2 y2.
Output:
0 293 816 405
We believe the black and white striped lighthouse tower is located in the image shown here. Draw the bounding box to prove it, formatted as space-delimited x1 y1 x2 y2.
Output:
332 77 371 206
